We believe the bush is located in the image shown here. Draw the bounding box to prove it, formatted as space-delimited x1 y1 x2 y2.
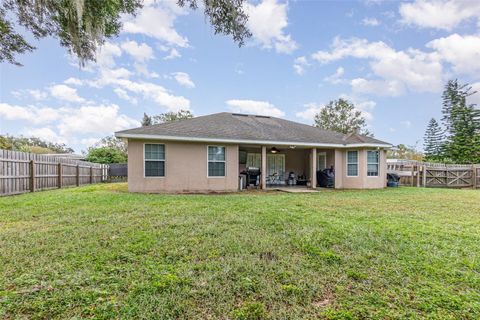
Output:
85 147 127 164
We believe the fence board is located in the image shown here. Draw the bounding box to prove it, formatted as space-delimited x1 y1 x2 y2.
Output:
0 149 108 196
387 160 480 188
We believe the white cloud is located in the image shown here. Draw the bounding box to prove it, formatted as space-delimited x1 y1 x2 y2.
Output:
24 127 66 144
80 137 101 148
64 77 83 86
89 67 133 88
25 89 47 100
226 99 285 117
427 34 480 76
159 45 182 60
293 56 309 75
171 72 195 88
295 102 323 121
49 84 86 103
324 67 346 84
0 103 61 124
468 82 480 105
115 79 191 111
114 88 138 105
312 37 393 64
311 37 444 95
96 42 122 67
121 40 154 62
134 63 159 78
83 63 190 111
123 5 188 47
399 0 480 31
362 17 380 26
0 103 138 138
244 0 297 54
57 104 139 136
350 78 405 96
164 48 181 60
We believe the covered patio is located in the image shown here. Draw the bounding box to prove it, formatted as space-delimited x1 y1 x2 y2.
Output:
238 145 336 190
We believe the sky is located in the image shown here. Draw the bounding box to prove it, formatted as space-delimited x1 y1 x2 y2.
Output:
1 0 480 153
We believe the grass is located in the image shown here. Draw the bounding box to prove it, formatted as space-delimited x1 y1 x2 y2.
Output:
0 184 479 319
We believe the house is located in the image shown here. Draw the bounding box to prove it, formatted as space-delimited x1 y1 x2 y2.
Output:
115 112 392 193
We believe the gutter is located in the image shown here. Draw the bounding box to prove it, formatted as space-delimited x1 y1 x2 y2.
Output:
115 132 392 149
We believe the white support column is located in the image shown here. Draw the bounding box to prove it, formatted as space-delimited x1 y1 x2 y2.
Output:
311 148 317 189
261 146 267 190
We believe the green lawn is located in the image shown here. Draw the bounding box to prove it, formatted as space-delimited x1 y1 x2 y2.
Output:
1 184 479 319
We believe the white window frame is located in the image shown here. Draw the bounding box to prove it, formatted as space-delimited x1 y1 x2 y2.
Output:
317 152 327 171
144 143 165 178
367 150 380 177
346 150 359 177
207 145 226 178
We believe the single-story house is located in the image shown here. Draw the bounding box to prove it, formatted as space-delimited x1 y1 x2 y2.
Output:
115 112 392 193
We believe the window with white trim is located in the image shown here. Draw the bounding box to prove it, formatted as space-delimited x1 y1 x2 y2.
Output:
347 151 358 176
145 144 165 177
317 152 327 171
367 150 379 177
208 146 226 177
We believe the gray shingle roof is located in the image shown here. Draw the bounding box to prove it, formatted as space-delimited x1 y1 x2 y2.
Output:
116 112 391 146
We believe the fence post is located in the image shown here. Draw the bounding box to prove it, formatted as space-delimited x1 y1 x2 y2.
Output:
58 163 62 188
90 166 93 184
423 165 427 187
416 165 421 187
411 165 415 187
76 164 80 186
30 160 36 192
473 165 477 189
104 164 108 182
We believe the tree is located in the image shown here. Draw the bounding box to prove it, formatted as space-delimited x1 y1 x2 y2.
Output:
0 135 74 153
85 147 127 164
441 80 480 163
93 135 127 154
141 113 152 127
1 0 251 66
313 99 372 136
387 143 424 161
153 109 194 124
85 135 127 161
423 118 444 161
0 135 12 150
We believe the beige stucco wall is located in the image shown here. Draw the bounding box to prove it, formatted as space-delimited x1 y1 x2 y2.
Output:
334 148 387 189
284 149 309 176
126 140 387 192
127 139 239 193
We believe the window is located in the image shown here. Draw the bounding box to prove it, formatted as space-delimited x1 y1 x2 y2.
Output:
367 150 379 177
208 146 226 177
317 152 327 171
246 153 261 168
347 151 358 176
145 144 165 177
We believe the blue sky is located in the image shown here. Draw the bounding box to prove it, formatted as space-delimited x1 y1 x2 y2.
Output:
1 0 480 152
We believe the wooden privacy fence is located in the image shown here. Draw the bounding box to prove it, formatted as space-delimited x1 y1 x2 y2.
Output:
0 149 108 196
387 160 479 189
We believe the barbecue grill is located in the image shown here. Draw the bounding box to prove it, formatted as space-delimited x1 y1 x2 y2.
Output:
246 167 261 187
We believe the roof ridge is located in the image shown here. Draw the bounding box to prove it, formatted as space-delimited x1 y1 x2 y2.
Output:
115 112 391 147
